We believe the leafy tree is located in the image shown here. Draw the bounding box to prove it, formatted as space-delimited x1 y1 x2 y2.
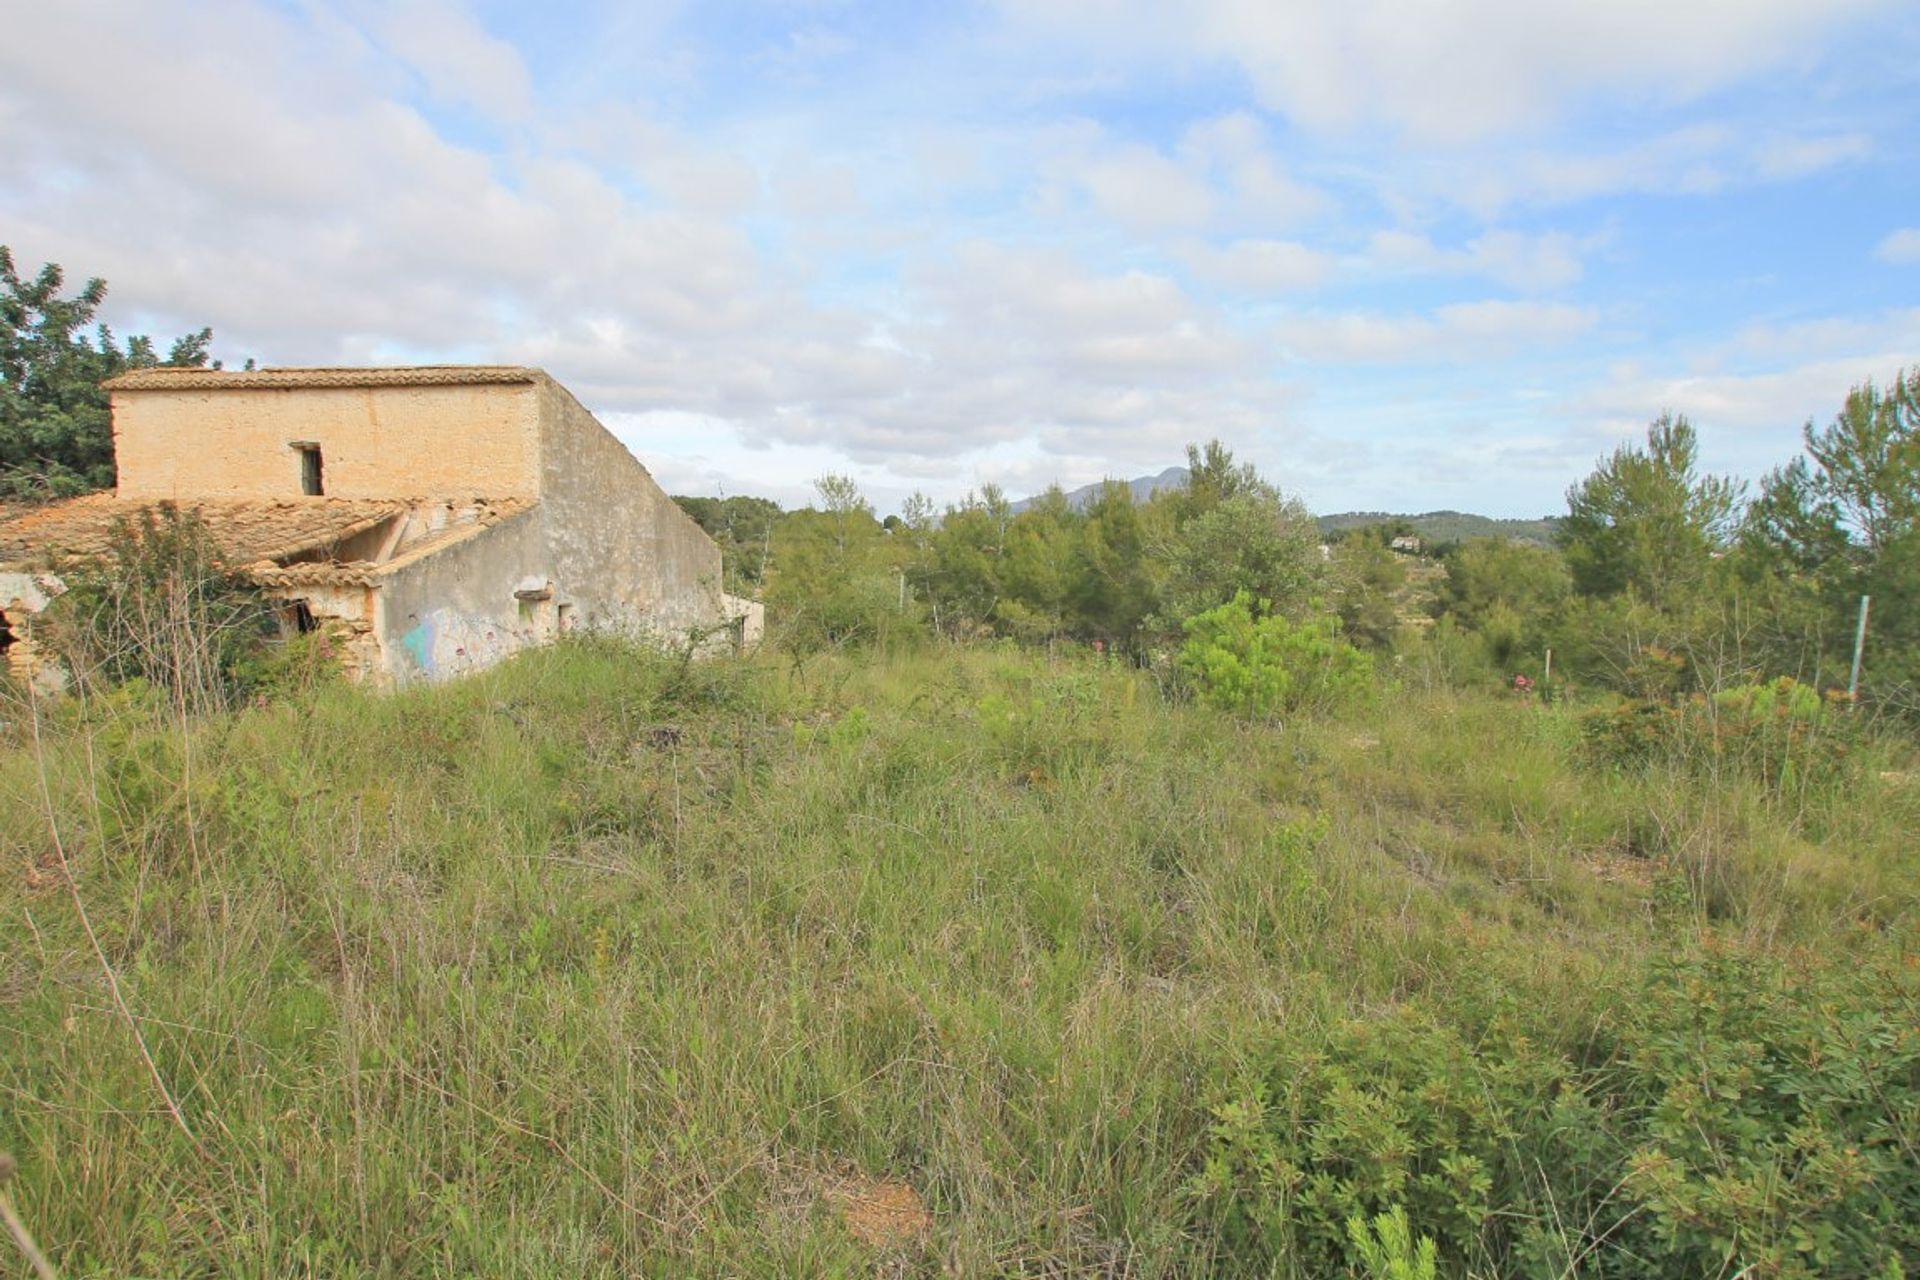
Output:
1329 536 1407 650
1 246 217 499
1157 490 1324 629
994 495 1080 642
1433 539 1572 668
926 486 1014 636
1743 370 1920 700
1169 438 1267 524
1558 413 1742 610
1066 481 1162 652
763 475 914 653
671 494 782 593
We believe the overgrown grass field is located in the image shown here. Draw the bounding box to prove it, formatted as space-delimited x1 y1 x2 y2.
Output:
3 641 1917 1277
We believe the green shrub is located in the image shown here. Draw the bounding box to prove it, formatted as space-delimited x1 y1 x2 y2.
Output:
1616 942 1920 1278
1189 1005 1600 1276
1178 591 1373 718
37 503 276 712
1190 939 1920 1278
1348 1206 1440 1280
1580 677 1859 794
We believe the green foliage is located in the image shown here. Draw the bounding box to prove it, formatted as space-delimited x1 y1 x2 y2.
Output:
1432 538 1571 668
4 640 1917 1276
1328 537 1406 650
1065 480 1162 653
1619 943 1920 1279
1158 490 1324 630
1559 413 1742 609
1178 591 1373 717
1744 369 1920 705
671 493 782 592
1579 676 1859 796
1319 510 1560 548
762 476 917 655
1347 1206 1439 1280
0 246 217 499
1194 943 1920 1279
36 503 276 712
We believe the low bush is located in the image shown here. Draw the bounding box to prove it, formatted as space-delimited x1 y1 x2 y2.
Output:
1580 677 1861 795
1191 939 1920 1278
1178 591 1374 718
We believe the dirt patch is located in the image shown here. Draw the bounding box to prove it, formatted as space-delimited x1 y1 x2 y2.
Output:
827 1172 933 1251
1585 852 1659 890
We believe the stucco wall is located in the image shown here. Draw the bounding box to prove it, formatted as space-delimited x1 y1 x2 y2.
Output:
112 384 542 501
374 513 551 684
1 570 68 693
532 379 726 641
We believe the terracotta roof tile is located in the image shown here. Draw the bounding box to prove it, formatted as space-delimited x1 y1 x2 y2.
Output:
0 495 408 567
103 365 542 391
247 500 534 588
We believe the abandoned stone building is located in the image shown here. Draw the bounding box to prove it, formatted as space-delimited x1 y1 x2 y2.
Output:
0 365 760 689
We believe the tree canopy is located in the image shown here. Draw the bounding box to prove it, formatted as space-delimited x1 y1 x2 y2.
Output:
1 246 217 499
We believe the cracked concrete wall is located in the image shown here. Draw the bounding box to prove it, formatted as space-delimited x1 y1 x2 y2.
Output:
111 383 541 501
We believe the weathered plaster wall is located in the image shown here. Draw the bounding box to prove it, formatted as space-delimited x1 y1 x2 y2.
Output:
261 582 384 682
112 384 541 501
722 593 767 649
532 379 727 642
373 513 551 685
1 570 69 693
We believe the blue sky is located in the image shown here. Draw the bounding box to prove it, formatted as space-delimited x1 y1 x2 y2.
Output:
2 0 1916 515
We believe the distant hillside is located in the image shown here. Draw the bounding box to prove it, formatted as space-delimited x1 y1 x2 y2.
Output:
1008 470 1558 547
1317 510 1560 546
1010 466 1188 513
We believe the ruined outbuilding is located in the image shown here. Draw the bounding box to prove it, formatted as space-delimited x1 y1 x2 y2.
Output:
0 366 761 688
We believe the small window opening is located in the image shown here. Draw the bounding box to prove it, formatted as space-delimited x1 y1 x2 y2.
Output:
557 603 575 633
280 600 318 635
0 608 15 656
293 442 324 495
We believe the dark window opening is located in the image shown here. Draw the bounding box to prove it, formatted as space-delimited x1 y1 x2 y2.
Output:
0 608 15 655
279 600 318 635
294 442 324 495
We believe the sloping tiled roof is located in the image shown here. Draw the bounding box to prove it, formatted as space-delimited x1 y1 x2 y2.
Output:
0 495 407 567
102 365 542 391
249 499 535 588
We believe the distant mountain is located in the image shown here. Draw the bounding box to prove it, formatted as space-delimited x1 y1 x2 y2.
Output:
1317 510 1560 546
1009 466 1188 513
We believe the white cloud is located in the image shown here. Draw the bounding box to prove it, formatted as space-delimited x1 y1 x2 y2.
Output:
1435 126 1871 215
1077 144 1216 230
1275 301 1596 362
1176 238 1334 292
1034 113 1329 236
1002 0 1895 143
1716 309 1920 364
1367 228 1591 291
2 0 1906 516
1877 229 1920 265
367 0 534 124
1751 132 1874 181
1179 112 1331 224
